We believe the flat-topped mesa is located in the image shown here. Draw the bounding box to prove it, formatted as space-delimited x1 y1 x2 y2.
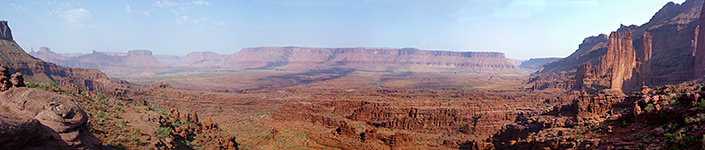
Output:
220 47 520 73
0 20 12 41
127 50 153 56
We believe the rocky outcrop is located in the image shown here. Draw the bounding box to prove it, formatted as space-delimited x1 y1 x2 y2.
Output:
633 32 654 87
0 20 12 41
529 0 704 94
220 47 521 73
157 108 238 150
0 75 100 149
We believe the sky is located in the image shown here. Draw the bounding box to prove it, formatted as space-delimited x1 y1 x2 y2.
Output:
0 0 687 59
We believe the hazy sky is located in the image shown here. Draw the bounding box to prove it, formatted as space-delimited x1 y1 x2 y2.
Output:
0 0 687 59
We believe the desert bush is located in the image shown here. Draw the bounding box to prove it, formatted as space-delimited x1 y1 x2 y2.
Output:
130 134 140 146
156 127 172 139
119 120 127 127
645 104 654 111
26 82 39 88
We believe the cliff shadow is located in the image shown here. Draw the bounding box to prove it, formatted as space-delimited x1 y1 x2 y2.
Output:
249 68 355 91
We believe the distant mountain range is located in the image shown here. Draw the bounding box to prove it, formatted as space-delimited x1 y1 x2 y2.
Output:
32 46 552 74
0 20 122 91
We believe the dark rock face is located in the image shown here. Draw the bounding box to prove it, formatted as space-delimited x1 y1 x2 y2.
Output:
0 20 12 41
528 0 704 94
695 0 705 77
220 47 520 73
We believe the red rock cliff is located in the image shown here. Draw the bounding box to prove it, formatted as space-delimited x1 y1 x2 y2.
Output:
528 0 704 93
695 0 705 78
220 47 520 73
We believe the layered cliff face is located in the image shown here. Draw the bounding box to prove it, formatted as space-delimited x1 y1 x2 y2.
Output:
30 48 169 75
528 0 704 93
179 51 225 68
695 0 705 78
220 47 520 73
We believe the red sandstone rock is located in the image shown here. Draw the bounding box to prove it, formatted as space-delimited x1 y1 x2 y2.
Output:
529 0 701 94
696 0 705 77
0 87 100 149
219 47 521 73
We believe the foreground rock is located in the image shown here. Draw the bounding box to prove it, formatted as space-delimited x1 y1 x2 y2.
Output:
0 83 100 149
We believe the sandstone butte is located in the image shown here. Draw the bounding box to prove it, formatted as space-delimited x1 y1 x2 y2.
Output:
527 0 705 94
218 47 521 73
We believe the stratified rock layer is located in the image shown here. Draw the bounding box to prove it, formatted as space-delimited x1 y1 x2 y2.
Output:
220 47 520 73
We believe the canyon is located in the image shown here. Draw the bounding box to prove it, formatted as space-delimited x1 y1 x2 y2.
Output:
4 0 705 149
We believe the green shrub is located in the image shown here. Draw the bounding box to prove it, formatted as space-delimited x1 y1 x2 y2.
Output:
26 82 39 88
130 134 141 146
696 85 702 91
645 104 654 111
156 127 172 139
686 117 696 123
119 120 127 127
48 82 57 87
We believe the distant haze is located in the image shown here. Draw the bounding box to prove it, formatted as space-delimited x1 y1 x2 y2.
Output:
0 0 685 59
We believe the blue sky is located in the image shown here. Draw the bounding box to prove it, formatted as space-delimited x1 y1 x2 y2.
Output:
0 0 686 59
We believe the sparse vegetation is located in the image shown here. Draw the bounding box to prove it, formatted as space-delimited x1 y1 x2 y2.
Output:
645 103 654 111
156 127 172 139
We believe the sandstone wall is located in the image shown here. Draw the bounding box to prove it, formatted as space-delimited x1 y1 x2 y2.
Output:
220 47 520 73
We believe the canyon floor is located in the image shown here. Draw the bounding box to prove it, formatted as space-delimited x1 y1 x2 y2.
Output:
117 68 572 149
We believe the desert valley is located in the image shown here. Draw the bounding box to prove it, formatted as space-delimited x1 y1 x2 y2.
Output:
4 0 705 149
